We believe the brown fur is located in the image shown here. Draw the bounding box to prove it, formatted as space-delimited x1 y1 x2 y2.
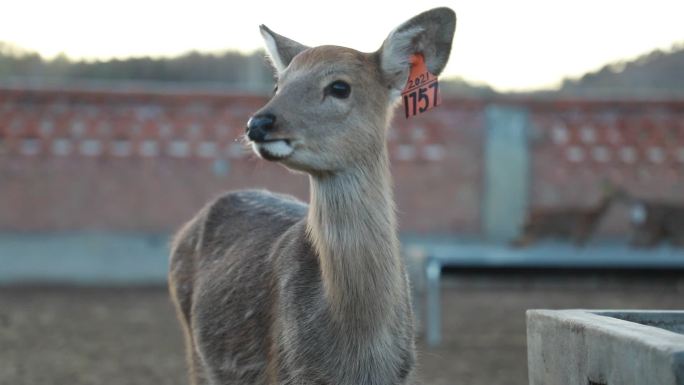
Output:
511 191 618 247
628 200 684 247
168 8 456 385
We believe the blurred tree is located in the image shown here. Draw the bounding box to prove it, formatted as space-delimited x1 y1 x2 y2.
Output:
1 41 682 97
439 77 498 97
560 42 684 98
0 42 275 91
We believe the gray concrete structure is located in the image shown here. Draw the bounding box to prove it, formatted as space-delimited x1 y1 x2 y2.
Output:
483 105 530 242
0 233 169 285
527 309 684 385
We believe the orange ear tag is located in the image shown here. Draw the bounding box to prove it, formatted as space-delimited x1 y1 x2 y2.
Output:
401 54 441 119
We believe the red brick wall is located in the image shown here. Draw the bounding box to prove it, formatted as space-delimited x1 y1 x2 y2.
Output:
526 100 684 234
3 89 681 237
0 89 484 234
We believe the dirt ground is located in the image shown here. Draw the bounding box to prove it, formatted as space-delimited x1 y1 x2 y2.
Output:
1 272 682 385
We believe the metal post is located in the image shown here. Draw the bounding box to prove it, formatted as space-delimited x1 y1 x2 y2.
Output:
425 257 442 347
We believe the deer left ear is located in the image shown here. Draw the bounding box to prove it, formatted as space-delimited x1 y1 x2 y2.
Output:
378 7 456 92
260 25 309 74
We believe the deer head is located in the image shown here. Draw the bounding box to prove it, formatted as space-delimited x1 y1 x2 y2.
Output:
245 8 456 175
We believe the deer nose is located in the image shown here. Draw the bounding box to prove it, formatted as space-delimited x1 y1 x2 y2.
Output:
246 113 276 142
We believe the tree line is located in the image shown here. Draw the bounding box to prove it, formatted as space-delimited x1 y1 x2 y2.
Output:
2 40 681 97
0 41 495 96
0 42 274 90
559 42 684 97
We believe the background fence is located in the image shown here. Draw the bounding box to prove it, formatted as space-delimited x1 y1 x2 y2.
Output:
1 88 683 282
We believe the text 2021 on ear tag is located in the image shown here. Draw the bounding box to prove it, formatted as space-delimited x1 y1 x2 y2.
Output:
401 54 440 119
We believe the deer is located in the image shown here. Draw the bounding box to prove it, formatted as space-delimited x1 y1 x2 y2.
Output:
511 183 622 247
168 8 456 385
626 198 684 248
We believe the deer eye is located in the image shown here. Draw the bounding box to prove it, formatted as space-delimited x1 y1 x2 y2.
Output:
326 80 351 99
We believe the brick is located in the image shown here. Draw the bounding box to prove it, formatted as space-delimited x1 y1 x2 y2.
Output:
2 89 684 236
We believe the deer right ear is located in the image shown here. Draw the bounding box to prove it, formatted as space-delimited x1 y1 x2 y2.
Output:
259 25 309 74
378 7 456 94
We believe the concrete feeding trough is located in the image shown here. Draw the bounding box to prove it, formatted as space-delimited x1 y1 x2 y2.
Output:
527 310 684 385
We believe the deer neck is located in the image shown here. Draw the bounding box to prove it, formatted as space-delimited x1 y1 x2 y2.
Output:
306 146 403 329
592 195 613 218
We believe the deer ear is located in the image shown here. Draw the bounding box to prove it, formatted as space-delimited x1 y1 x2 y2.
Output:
259 25 309 74
378 7 456 92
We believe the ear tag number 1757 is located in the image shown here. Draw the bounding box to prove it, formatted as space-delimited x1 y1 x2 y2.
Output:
401 54 441 119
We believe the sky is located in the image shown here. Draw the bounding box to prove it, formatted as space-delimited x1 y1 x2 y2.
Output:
2 0 683 91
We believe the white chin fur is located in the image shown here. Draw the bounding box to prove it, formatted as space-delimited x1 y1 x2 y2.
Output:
253 140 294 159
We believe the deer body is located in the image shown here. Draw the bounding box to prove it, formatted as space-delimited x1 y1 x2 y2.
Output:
512 192 616 247
628 200 684 247
169 8 456 385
